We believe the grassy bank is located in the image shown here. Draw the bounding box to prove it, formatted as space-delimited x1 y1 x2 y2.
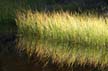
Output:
16 11 108 70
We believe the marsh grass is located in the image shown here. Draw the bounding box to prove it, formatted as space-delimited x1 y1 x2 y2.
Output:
16 11 108 70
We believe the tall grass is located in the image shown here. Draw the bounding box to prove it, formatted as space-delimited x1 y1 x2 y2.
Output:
16 11 108 47
16 11 108 70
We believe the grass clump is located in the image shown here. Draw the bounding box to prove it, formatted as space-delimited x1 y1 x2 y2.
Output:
16 11 108 70
16 11 108 47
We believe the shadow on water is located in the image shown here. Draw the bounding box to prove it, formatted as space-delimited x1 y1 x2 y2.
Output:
0 19 37 71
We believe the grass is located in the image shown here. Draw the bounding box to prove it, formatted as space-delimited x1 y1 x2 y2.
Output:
0 1 108 71
16 11 108 47
16 10 108 70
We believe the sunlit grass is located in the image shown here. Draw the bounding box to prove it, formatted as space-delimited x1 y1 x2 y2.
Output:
16 10 108 70
16 11 108 47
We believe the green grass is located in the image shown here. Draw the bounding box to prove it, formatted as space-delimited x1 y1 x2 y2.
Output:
0 0 108 70
16 11 108 70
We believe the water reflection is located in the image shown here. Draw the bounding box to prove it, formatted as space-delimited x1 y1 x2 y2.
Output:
16 35 108 71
